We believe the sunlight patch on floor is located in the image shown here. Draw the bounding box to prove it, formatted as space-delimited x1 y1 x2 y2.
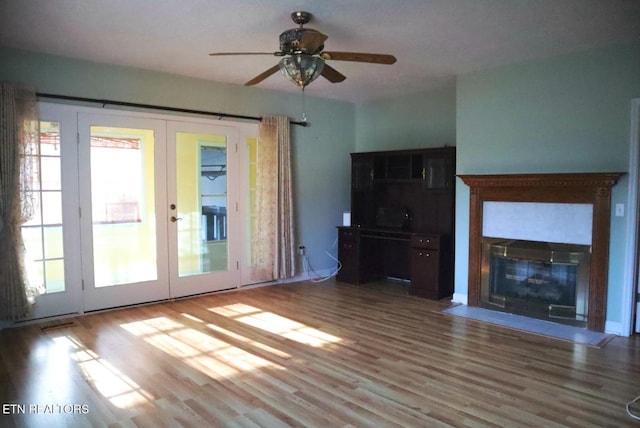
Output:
179 311 291 358
120 316 277 381
52 335 152 409
206 322 292 360
181 313 205 323
209 303 342 347
210 303 260 316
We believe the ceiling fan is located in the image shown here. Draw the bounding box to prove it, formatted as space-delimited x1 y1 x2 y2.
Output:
209 11 397 88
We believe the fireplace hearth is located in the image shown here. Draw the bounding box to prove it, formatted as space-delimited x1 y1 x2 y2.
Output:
481 238 590 327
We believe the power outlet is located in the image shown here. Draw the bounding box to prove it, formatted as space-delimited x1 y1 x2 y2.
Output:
615 203 624 217
298 245 306 256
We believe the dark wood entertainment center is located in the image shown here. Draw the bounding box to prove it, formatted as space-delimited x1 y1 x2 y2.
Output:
337 146 456 299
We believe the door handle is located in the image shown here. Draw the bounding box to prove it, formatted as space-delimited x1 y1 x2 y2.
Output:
170 216 182 222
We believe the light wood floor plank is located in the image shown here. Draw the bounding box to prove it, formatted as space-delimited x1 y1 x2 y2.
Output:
1 279 639 427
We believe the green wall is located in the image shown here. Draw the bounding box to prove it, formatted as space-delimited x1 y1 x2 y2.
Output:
455 42 640 330
355 85 456 151
0 47 355 274
354 42 640 333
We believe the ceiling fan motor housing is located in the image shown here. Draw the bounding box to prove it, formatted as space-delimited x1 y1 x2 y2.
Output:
279 28 325 55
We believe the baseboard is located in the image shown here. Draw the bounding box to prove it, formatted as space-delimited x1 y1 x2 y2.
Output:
283 268 337 284
0 320 12 331
452 293 468 305
605 320 624 336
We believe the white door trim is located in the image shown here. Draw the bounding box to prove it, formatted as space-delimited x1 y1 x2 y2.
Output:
623 98 640 335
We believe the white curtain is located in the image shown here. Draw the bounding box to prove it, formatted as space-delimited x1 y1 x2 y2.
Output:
250 115 296 281
0 82 40 320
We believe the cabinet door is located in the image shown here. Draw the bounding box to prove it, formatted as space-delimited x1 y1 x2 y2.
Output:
352 155 374 191
337 229 360 284
351 154 376 227
410 248 439 298
422 157 453 189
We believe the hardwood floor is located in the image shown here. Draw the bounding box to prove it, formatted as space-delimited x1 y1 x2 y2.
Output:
1 279 639 427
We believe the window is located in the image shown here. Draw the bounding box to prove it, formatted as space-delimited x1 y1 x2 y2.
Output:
90 133 143 224
21 121 65 294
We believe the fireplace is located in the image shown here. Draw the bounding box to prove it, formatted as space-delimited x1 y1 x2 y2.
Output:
458 173 623 332
481 238 590 327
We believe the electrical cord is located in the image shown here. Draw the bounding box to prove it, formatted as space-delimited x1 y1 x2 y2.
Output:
302 237 342 282
304 252 342 282
627 395 640 421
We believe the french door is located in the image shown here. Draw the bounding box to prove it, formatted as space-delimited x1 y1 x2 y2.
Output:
78 113 172 311
23 104 254 319
166 120 242 298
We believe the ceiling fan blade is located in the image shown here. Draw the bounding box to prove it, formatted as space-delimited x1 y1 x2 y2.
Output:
320 63 346 83
209 52 278 56
320 51 397 64
300 30 328 54
245 64 281 86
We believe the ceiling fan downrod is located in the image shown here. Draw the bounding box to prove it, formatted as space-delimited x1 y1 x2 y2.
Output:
291 11 312 27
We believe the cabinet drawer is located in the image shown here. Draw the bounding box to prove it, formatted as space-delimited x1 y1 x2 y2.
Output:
339 228 358 242
411 235 439 249
413 249 437 259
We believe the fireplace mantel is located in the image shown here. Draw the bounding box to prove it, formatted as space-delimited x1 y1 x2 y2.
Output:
459 172 624 332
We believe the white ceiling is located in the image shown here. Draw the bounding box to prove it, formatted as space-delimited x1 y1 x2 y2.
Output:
1 0 639 103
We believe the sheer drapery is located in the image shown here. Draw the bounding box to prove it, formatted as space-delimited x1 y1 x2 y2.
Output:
0 82 40 320
250 115 295 281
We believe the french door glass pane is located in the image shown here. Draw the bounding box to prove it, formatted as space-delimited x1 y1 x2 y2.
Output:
21 121 64 294
176 132 228 277
41 192 63 224
90 126 157 287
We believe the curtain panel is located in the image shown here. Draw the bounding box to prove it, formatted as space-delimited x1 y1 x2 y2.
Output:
0 82 39 320
251 115 296 281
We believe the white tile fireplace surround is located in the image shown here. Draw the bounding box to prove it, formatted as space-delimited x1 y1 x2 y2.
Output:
458 173 623 332
483 201 592 245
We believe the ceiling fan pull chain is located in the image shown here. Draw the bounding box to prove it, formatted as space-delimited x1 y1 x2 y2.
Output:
301 86 308 122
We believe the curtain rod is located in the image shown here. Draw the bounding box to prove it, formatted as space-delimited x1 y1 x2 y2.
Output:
36 92 308 127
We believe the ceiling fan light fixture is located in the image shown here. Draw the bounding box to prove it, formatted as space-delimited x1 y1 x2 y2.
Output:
278 55 324 88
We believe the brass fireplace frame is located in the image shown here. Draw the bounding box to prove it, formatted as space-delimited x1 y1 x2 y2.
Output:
480 237 591 326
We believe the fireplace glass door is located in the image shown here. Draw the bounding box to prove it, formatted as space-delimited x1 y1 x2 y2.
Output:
480 238 590 327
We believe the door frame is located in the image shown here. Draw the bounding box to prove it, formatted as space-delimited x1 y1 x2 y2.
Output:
20 102 258 321
626 98 640 334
